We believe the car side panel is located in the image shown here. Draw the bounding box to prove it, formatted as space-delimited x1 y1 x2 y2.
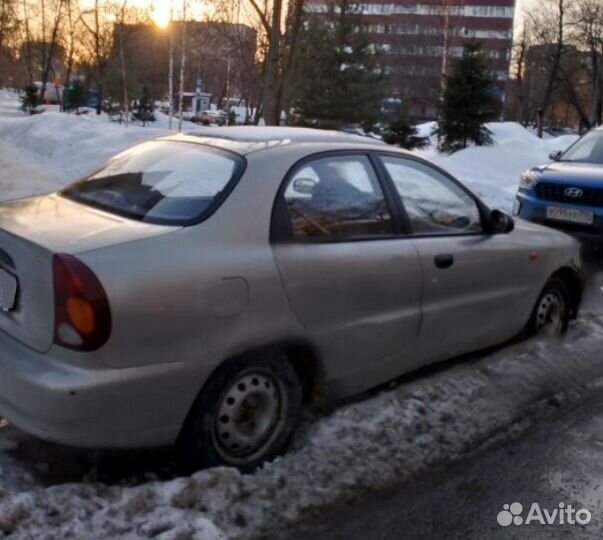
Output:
412 233 536 363
273 239 424 397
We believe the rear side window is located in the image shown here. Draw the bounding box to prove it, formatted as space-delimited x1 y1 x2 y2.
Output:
282 155 393 240
62 141 244 225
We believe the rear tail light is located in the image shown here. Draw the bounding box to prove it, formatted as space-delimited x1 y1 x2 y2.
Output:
53 253 111 351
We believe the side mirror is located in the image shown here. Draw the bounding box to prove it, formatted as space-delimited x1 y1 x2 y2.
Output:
489 209 515 234
292 177 317 195
549 150 562 161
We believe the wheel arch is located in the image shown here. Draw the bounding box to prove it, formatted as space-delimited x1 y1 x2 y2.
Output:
549 266 584 318
179 338 326 437
218 339 326 406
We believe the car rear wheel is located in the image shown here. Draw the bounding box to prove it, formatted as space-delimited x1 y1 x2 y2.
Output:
528 277 571 336
178 352 302 472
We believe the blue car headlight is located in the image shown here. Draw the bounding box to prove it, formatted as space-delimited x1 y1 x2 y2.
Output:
520 170 539 189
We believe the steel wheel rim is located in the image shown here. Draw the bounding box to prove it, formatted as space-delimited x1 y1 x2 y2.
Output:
213 370 286 464
535 291 566 335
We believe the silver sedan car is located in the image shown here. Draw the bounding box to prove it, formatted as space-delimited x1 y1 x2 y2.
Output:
0 127 584 470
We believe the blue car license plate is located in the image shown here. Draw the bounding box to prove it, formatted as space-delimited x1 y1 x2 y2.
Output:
546 206 594 225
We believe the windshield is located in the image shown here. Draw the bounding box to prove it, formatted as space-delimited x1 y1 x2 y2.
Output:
62 141 245 225
560 130 603 164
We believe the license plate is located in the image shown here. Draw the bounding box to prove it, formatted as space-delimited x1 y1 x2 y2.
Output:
0 269 17 312
546 206 594 225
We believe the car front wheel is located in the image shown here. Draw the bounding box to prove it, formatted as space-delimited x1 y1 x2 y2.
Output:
528 277 571 336
178 352 302 472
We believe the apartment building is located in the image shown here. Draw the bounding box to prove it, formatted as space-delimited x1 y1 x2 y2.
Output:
306 0 516 120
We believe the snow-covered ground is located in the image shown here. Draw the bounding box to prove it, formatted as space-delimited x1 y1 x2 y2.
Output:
0 90 579 213
1 317 602 540
415 121 578 212
0 90 600 540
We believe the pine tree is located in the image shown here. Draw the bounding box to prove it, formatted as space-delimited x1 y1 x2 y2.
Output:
64 80 87 113
20 84 39 115
437 44 501 153
290 1 387 131
132 86 156 126
382 107 429 149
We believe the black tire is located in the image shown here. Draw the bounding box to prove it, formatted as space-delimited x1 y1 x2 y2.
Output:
178 352 302 472
527 277 571 336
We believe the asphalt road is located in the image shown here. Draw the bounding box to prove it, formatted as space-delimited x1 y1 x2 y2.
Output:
284 268 603 540
285 387 603 540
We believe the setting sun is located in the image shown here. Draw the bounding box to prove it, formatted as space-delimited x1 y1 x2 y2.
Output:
147 0 211 27
151 3 171 28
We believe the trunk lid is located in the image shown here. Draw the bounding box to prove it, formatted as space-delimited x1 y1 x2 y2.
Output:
0 193 176 253
0 194 175 352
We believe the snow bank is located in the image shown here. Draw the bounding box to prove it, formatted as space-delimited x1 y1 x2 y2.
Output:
1 314 602 540
0 93 197 185
0 111 167 182
0 92 579 214
0 139 63 200
414 122 578 212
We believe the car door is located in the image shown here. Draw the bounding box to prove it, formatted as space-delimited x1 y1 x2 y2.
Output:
271 152 423 396
379 154 530 364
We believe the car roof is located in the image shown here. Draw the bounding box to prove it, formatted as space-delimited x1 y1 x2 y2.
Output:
161 126 388 156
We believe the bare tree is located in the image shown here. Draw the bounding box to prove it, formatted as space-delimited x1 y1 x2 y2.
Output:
568 0 603 125
116 0 129 125
558 52 591 129
80 0 114 113
60 0 81 95
35 0 66 102
210 0 309 125
511 21 532 124
434 0 467 100
177 0 187 132
168 1 174 129
20 0 34 83
199 5 262 121
0 0 20 84
278 0 305 115
528 0 567 136
261 0 283 124
219 0 284 124
439 0 452 99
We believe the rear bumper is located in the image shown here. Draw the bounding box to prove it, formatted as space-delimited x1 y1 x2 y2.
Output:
515 191 603 244
0 331 198 448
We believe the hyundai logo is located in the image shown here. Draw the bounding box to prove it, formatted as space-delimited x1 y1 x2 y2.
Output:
564 187 584 198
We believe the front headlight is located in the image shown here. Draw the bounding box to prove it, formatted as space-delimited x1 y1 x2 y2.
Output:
520 170 539 189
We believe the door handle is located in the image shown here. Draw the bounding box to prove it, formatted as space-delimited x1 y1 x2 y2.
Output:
434 254 454 269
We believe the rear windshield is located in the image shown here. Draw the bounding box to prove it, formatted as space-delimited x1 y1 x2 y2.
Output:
560 130 603 164
62 141 245 225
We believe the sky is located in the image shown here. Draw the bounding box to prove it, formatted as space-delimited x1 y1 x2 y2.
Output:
515 0 538 24
144 0 537 30
132 0 536 33
80 0 212 28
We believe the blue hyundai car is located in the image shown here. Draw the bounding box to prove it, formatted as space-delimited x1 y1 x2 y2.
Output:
514 127 603 243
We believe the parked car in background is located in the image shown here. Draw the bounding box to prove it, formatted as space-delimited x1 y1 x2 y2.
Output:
0 127 584 471
32 81 63 105
514 127 603 243
544 127 579 138
191 109 227 126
